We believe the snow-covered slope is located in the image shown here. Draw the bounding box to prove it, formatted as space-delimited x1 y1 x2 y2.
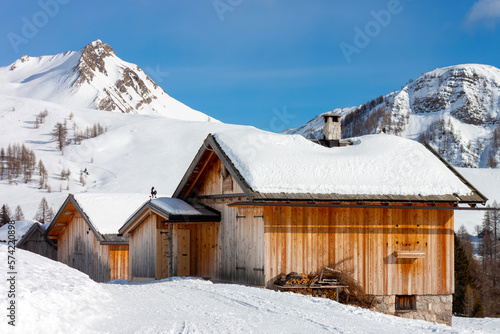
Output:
0 95 235 224
286 64 500 168
0 40 216 122
1 244 498 333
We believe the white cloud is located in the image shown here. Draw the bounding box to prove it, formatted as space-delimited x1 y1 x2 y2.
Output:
466 0 500 28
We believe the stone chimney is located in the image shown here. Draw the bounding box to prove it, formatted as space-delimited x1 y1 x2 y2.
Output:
321 114 341 147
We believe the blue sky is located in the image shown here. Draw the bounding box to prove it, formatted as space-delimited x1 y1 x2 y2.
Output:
1 0 499 131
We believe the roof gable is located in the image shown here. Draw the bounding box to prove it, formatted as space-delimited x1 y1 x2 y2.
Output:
17 223 56 249
47 193 150 243
173 135 253 200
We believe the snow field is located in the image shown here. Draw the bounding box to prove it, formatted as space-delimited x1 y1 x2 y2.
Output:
2 245 499 334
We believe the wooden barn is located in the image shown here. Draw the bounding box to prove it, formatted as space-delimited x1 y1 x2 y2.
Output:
0 220 56 260
46 193 149 282
166 117 487 326
118 197 220 281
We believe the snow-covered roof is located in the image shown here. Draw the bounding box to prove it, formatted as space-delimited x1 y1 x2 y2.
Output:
149 197 202 216
211 129 475 198
73 193 150 234
0 220 40 245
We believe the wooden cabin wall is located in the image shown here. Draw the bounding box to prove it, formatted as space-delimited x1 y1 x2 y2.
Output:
196 159 244 196
19 228 57 261
129 214 157 278
198 200 265 286
194 157 265 285
263 205 454 296
57 215 111 282
110 245 129 281
173 222 219 278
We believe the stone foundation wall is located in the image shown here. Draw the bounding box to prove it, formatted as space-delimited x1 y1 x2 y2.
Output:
371 294 452 326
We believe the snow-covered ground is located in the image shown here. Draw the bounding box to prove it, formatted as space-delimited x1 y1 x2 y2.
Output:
0 245 498 334
0 95 237 221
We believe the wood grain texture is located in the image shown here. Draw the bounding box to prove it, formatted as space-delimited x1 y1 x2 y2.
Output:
129 214 156 279
57 215 129 282
262 204 454 295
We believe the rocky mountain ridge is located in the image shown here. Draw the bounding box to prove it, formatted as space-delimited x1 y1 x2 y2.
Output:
0 40 216 122
286 64 500 168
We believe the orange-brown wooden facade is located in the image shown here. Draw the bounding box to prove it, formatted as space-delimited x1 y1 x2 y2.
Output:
185 153 455 295
261 204 454 295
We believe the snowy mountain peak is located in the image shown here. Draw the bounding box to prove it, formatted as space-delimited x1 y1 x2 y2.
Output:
74 40 115 86
0 40 216 122
286 63 500 168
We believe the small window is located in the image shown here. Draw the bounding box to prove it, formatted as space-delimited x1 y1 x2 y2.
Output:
395 295 416 311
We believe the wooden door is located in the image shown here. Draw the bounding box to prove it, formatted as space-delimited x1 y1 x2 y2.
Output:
156 229 170 280
177 229 190 276
235 208 265 285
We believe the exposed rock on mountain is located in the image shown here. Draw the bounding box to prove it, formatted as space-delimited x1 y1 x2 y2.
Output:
286 64 500 168
0 40 216 122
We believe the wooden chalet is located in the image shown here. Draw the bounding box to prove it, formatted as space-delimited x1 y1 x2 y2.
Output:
165 121 487 325
46 193 149 282
118 197 220 281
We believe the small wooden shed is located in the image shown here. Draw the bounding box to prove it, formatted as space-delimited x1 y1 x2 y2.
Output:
46 193 149 282
170 130 487 325
17 222 57 260
118 197 220 281
0 220 56 260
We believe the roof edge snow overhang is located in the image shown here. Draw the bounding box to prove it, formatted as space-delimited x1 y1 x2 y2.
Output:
228 201 500 211
422 142 488 205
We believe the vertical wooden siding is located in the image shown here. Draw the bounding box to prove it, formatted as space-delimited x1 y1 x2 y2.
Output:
57 215 111 282
172 223 219 278
129 214 157 278
193 159 266 286
20 228 57 261
263 205 454 295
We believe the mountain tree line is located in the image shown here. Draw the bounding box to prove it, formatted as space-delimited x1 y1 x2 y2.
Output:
456 202 500 317
487 125 500 168
52 120 107 150
0 143 37 183
73 122 107 145
33 109 49 129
